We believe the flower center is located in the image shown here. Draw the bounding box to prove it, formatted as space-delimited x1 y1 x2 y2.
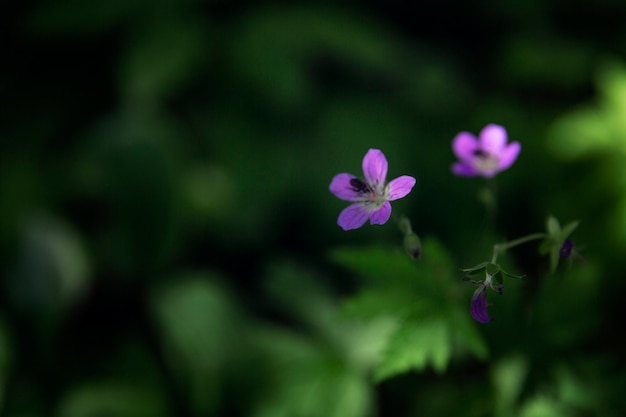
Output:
472 149 499 172
350 178 386 208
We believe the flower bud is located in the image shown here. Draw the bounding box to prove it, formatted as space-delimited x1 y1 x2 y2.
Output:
403 233 422 259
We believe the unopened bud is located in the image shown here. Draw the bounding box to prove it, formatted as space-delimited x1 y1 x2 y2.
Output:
403 233 422 259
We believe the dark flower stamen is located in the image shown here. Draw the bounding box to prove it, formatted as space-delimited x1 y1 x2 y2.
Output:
349 178 371 194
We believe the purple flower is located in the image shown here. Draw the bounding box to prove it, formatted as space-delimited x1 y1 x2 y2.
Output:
559 238 573 258
464 270 503 323
329 149 416 230
470 285 492 323
452 124 521 178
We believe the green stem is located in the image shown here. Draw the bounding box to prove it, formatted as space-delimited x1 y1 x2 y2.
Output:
491 233 547 263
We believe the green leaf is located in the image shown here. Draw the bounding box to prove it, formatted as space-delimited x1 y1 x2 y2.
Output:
374 317 451 381
341 289 415 320
491 355 529 417
549 244 560 274
56 382 169 417
150 274 240 414
9 215 91 318
118 16 208 100
330 238 457 293
250 325 374 417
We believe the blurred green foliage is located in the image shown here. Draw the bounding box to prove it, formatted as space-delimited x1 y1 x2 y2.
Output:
2 0 626 416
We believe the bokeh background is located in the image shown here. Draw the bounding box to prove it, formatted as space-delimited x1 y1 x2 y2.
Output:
3 0 626 416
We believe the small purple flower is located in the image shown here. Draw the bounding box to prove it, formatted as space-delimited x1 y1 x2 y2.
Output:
329 149 416 230
464 270 503 323
470 285 492 323
559 239 573 258
452 124 521 178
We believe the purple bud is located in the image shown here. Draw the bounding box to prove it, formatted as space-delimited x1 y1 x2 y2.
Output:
470 286 493 323
559 239 573 258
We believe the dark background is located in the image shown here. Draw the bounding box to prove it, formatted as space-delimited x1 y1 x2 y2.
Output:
2 0 626 416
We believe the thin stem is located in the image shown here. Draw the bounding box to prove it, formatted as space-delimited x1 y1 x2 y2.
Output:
491 233 547 263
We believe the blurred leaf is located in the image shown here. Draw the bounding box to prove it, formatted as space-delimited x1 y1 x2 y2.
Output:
119 16 208 101
74 108 186 274
341 288 417 320
330 239 457 294
182 164 237 222
150 273 240 414
548 59 626 159
546 216 561 238
331 244 419 284
332 239 489 378
264 260 337 329
264 259 397 370
8 215 90 318
229 5 403 106
374 316 451 381
519 395 571 417
250 323 374 417
491 355 529 417
56 382 169 417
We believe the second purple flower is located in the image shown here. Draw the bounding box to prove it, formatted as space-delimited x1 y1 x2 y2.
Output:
451 124 521 178
329 149 416 230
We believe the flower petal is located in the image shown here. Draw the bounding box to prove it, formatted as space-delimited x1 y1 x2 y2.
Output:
337 203 370 230
479 124 507 155
387 175 416 200
362 149 387 187
452 132 478 161
369 201 391 225
470 286 492 323
452 162 478 177
496 141 521 171
329 173 361 201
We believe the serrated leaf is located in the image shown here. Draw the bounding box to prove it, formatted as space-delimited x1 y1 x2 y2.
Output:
330 238 456 296
374 317 451 381
341 289 414 320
